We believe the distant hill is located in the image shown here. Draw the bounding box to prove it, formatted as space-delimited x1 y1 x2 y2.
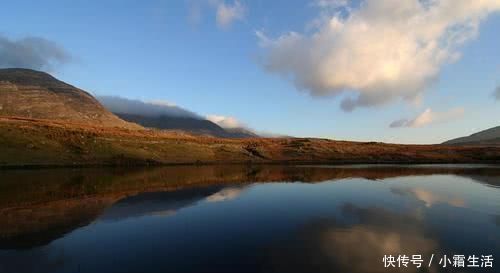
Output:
97 96 257 138
224 127 259 138
443 126 500 146
114 113 257 138
114 113 236 137
0 68 141 129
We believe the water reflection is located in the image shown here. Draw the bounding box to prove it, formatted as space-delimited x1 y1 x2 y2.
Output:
0 165 499 273
205 187 247 203
391 187 466 208
494 215 500 226
99 187 226 221
264 204 439 273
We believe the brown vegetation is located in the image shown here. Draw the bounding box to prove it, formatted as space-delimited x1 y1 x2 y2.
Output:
0 68 141 129
1 116 500 167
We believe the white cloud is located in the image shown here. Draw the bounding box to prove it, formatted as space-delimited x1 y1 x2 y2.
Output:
206 114 244 128
207 114 275 136
257 0 500 111
390 107 464 128
216 0 245 28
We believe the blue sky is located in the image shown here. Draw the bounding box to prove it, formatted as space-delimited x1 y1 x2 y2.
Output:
1 0 499 143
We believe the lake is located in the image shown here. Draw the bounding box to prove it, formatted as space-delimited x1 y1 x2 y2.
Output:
0 165 499 273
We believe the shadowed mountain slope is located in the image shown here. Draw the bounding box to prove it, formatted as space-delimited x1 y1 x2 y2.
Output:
96 96 257 138
113 113 256 138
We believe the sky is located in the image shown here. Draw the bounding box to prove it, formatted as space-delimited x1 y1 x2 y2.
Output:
1 0 499 143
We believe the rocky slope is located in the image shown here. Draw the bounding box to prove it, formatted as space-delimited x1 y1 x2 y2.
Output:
0 68 141 129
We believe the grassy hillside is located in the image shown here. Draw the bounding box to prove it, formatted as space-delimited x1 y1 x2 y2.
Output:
1 116 500 167
443 126 500 146
0 68 141 130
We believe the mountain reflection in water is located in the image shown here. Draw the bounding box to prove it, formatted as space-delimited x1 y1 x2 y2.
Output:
0 165 499 273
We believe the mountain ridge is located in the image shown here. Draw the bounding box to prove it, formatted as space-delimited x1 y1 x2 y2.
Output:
113 112 247 138
97 95 258 138
0 68 141 130
0 68 257 138
443 126 500 146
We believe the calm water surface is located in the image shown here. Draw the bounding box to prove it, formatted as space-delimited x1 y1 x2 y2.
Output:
0 165 499 273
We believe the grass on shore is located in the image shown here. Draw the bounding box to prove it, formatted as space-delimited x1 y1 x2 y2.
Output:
1 116 500 167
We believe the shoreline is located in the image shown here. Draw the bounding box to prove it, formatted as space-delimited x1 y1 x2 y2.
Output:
1 160 499 170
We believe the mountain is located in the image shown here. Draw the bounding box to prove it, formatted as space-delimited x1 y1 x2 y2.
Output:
0 68 255 137
96 96 257 138
114 113 257 138
443 126 500 146
224 127 259 138
114 113 232 137
0 68 141 129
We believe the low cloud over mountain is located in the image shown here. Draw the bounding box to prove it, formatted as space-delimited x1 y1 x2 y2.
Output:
206 114 245 129
0 35 71 71
97 96 257 138
97 96 200 119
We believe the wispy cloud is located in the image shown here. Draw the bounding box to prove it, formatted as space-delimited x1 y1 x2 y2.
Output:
493 85 500 101
187 0 203 25
0 35 71 71
148 99 178 107
257 0 500 111
216 0 245 28
311 0 349 9
187 0 246 29
390 107 464 128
